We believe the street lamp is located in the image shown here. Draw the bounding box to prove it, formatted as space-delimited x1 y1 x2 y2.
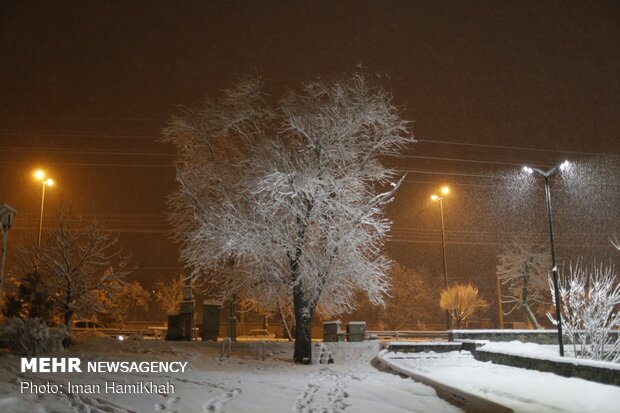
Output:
523 160 569 356
431 185 451 330
34 170 54 247
0 203 17 296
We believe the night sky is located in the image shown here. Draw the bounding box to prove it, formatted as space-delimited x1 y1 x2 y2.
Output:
1 1 618 321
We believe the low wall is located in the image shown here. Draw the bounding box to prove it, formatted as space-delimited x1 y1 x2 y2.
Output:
449 329 559 344
474 348 620 386
387 342 462 353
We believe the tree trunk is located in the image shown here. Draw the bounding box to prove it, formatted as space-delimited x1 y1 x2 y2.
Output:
64 309 74 330
521 270 540 329
293 288 314 364
63 309 74 347
277 299 293 341
522 303 540 329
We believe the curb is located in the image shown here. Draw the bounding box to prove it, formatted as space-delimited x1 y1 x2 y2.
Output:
373 352 514 413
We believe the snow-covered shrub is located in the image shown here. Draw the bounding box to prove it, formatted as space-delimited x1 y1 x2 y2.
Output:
0 317 67 356
548 260 620 362
439 283 488 328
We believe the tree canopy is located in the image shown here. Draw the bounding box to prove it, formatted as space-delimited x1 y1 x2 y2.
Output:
163 72 412 362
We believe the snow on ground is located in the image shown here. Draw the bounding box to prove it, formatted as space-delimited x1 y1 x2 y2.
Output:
381 349 620 413
0 337 463 413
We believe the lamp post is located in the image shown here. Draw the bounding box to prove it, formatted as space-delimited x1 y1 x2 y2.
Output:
523 160 569 356
34 170 54 247
431 186 451 330
0 203 17 296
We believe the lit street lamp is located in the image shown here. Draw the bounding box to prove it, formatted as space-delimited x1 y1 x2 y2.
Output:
431 186 451 330
523 160 570 356
0 203 17 296
34 170 54 247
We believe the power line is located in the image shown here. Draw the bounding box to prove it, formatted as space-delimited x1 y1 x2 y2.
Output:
387 238 615 249
416 139 613 157
0 146 173 157
0 132 162 140
0 115 165 123
396 168 504 179
11 226 172 234
2 126 616 157
0 160 174 168
392 153 550 168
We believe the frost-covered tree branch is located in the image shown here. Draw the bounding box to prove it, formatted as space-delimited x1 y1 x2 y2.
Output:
15 210 132 331
548 259 620 362
162 72 413 362
496 239 550 329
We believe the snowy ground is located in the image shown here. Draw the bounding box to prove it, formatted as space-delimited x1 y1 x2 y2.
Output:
0 336 462 413
381 347 620 413
2 336 620 413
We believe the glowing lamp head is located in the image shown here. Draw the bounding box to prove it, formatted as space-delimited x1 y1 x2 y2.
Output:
559 160 570 171
35 170 45 180
431 194 439 201
441 186 450 195
523 166 534 175
45 178 54 187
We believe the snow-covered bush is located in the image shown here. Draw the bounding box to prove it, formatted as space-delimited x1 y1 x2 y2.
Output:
439 283 488 328
0 317 67 356
548 260 620 362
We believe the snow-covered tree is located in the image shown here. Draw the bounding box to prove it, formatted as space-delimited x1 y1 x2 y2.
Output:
91 279 149 328
154 274 185 315
15 211 132 331
379 263 438 330
162 73 412 363
2 270 56 322
439 283 488 329
548 259 620 362
496 240 550 329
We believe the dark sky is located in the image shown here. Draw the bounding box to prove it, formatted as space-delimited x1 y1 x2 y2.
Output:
1 1 619 320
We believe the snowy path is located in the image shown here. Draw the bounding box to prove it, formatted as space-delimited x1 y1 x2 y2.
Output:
0 340 463 413
381 350 620 413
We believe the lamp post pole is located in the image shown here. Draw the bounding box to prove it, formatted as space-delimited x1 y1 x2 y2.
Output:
38 180 46 247
432 186 451 330
523 161 569 356
438 197 451 330
438 198 449 292
543 174 564 356
34 170 53 248
496 274 504 329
